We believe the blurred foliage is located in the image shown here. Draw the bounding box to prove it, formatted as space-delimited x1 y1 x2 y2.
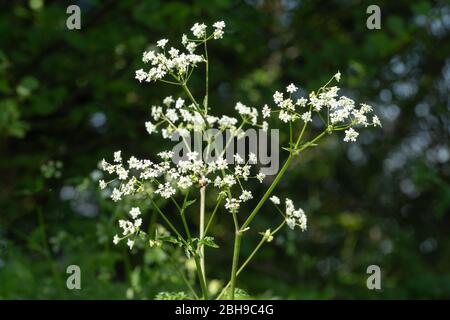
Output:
1 0 450 299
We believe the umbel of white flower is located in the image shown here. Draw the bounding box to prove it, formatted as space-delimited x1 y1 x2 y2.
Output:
96 20 381 301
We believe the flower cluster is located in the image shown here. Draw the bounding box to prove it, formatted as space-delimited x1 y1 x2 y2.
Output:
270 196 307 231
99 148 266 217
100 20 381 255
135 21 225 84
262 75 381 143
113 207 143 249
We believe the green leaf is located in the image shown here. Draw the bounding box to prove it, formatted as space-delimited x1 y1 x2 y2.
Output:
198 236 219 249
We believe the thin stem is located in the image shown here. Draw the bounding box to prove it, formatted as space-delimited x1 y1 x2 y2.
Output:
151 199 187 246
217 220 286 299
204 197 223 236
204 39 209 114
199 186 206 283
181 83 209 126
240 155 293 231
194 255 209 299
229 231 241 300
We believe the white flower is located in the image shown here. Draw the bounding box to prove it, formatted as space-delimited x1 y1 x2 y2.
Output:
177 176 193 189
213 21 226 29
233 153 244 164
262 121 269 132
129 207 141 219
256 172 266 183
239 190 253 202
296 97 307 107
111 188 122 202
113 235 120 245
279 110 292 123
286 217 296 230
216 157 228 170
156 39 168 48
284 198 307 231
334 71 341 82
372 115 382 127
187 151 199 161
191 23 207 38
145 121 157 135
298 213 307 231
248 152 257 164
114 150 122 163
225 198 240 213
128 156 142 169
127 239 135 250
135 69 147 82
343 128 359 142
213 21 226 39
116 166 129 180
134 218 142 228
155 182 176 199
262 104 271 118
273 91 283 105
175 98 185 109
186 42 197 53
119 219 134 235
142 51 156 63
213 29 224 39
286 83 298 93
163 96 174 106
269 196 280 205
99 179 107 190
301 111 312 123
158 151 174 160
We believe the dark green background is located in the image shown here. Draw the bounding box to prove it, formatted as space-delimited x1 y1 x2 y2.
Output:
1 0 449 299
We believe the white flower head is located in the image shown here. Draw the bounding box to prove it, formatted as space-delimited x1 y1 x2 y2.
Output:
135 69 147 82
191 23 207 38
127 239 135 250
344 127 359 142
286 83 298 93
225 198 240 213
239 190 253 202
129 207 141 219
262 104 271 118
372 115 382 127
334 71 341 82
99 179 107 190
269 195 280 205
248 152 257 164
145 121 157 135
156 39 169 48
256 172 266 183
114 150 122 163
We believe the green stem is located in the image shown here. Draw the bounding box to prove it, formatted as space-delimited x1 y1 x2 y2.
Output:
204 197 223 236
204 39 209 114
181 83 209 126
199 186 206 284
229 230 242 299
151 200 187 246
240 155 293 231
194 255 209 299
217 221 285 299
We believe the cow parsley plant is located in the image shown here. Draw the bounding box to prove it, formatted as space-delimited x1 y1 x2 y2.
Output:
98 21 380 299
